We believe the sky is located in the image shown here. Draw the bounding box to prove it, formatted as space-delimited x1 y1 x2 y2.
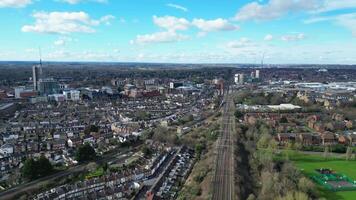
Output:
0 0 356 64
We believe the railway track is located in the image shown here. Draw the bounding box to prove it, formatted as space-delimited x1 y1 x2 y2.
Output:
212 89 235 200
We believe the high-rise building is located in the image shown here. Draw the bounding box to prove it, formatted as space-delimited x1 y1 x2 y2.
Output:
38 78 59 95
239 74 244 84
234 74 245 84
250 71 255 79
234 74 239 84
32 65 42 91
255 70 260 79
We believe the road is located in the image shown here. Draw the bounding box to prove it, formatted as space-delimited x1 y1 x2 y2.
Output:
212 89 236 200
0 146 139 200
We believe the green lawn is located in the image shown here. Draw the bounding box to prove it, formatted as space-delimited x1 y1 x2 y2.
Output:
284 151 356 200
85 167 104 179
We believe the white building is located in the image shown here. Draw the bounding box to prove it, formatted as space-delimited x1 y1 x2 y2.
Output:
234 74 244 84
63 90 80 101
0 144 14 157
267 104 301 110
14 86 25 99
255 70 260 79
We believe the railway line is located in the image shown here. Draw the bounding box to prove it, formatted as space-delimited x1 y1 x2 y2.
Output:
212 89 236 200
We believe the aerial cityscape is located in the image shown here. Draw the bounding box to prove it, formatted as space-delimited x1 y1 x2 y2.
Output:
1 0 356 200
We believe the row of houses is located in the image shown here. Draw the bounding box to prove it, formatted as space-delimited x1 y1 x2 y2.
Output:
35 149 176 200
276 131 356 146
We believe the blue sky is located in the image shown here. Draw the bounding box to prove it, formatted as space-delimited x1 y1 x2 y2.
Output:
1 0 356 64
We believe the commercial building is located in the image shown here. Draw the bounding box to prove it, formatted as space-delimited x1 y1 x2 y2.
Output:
29 96 48 104
170 82 184 89
14 86 37 99
14 86 25 99
38 78 60 95
234 74 245 84
63 90 80 101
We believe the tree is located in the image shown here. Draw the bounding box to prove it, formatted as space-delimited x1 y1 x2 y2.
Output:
152 126 179 145
293 192 309 200
76 143 96 162
280 116 288 123
37 156 54 177
140 129 154 140
257 133 272 149
22 158 36 180
259 124 271 135
246 194 256 200
22 156 53 180
234 110 244 119
141 145 152 157
84 125 99 134
102 162 109 172
267 139 278 154
332 144 346 153
294 142 303 152
285 142 294 160
298 177 315 196
346 146 353 161
323 145 330 160
135 111 151 121
259 171 277 200
277 191 308 200
325 122 334 132
195 143 206 160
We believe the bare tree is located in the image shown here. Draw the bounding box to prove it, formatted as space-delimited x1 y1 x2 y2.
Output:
346 146 353 161
323 145 330 160
298 177 315 196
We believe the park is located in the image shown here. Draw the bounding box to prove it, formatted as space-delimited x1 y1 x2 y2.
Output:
285 150 356 200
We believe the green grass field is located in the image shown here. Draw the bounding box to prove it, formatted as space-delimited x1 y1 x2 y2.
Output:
85 167 104 179
284 151 356 200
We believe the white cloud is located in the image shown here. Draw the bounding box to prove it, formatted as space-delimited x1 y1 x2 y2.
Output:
196 32 207 38
53 37 73 46
54 39 65 46
235 0 320 21
60 0 80 4
192 18 239 32
131 15 190 45
166 3 188 12
0 0 31 8
304 16 331 24
264 34 273 41
100 15 115 25
281 33 306 41
315 0 356 13
59 0 107 4
305 13 356 36
22 11 114 34
133 15 238 44
131 31 189 45
225 38 256 49
337 13 356 36
25 48 36 53
153 15 190 31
